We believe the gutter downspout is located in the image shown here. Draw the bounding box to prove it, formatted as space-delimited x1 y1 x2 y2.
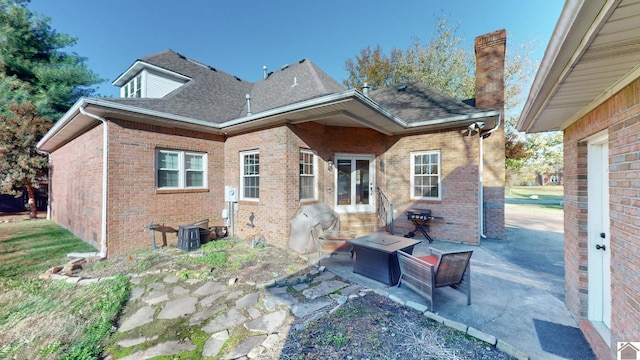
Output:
480 112 502 239
79 106 109 258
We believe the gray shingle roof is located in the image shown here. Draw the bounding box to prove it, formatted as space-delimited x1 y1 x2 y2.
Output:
107 50 253 123
104 50 345 124
369 82 484 123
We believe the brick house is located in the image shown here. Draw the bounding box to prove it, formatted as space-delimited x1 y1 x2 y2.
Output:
37 30 506 258
518 1 640 358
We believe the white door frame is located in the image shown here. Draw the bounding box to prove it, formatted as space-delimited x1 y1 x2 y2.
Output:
587 131 611 334
333 153 376 213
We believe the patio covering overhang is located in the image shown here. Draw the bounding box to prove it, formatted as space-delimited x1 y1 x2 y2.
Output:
38 90 500 152
517 0 640 134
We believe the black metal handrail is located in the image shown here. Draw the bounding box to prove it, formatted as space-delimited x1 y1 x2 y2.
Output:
377 187 394 235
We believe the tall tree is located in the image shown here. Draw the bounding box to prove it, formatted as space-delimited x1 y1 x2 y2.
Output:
0 0 103 118
343 14 560 185
0 0 103 215
0 102 52 219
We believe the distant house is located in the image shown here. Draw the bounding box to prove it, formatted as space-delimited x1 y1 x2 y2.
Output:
518 0 640 358
37 30 506 258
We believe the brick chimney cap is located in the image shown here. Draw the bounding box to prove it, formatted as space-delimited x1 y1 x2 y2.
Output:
474 29 507 49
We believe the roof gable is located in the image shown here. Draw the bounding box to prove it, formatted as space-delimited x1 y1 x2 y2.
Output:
246 59 345 115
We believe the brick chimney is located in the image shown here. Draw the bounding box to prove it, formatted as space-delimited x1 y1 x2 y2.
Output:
474 29 506 111
474 29 506 241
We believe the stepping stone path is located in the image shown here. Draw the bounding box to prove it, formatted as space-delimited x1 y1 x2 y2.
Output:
112 265 368 359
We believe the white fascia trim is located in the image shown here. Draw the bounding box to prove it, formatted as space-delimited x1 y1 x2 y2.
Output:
112 61 192 86
219 89 409 130
37 100 85 149
407 110 501 128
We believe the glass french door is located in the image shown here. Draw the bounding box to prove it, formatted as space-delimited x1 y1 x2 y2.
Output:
334 154 375 213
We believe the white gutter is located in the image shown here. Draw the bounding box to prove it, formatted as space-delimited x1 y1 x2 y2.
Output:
78 106 109 258
480 111 502 239
407 110 501 128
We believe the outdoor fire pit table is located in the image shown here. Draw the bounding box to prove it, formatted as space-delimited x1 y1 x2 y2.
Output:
347 233 422 286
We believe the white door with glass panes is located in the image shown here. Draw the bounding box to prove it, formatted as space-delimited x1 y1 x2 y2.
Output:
334 154 375 213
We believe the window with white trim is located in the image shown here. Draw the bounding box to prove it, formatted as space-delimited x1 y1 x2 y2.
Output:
411 150 441 199
241 150 259 200
299 149 317 200
123 74 142 98
157 150 206 189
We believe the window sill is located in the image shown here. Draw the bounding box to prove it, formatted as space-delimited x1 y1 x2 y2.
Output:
156 188 209 194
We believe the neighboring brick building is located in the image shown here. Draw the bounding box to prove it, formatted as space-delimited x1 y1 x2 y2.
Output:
518 1 640 358
38 30 506 259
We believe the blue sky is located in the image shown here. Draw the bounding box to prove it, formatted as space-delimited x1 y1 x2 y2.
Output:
28 0 564 99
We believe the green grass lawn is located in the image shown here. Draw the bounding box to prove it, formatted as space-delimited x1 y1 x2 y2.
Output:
0 218 130 360
505 185 564 201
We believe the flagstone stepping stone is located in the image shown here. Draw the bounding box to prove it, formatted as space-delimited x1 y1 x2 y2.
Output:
302 280 347 300
117 335 159 348
130 287 145 301
247 306 262 319
290 299 332 318
118 306 156 332
157 296 198 319
244 310 287 333
262 293 298 311
120 339 197 360
313 271 336 282
193 281 225 296
226 290 244 300
163 274 179 283
189 304 227 326
173 286 189 295
235 292 259 309
222 335 267 360
147 282 166 290
142 289 169 305
202 309 247 334
202 330 230 358
200 291 229 306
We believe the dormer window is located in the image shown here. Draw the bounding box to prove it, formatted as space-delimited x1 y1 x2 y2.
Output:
123 75 142 98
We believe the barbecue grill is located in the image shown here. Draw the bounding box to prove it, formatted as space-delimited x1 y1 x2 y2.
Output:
404 208 435 243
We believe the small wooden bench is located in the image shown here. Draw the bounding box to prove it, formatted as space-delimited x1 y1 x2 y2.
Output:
397 248 472 311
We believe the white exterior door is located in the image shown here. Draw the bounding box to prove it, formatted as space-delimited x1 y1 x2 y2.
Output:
587 133 611 330
334 154 375 213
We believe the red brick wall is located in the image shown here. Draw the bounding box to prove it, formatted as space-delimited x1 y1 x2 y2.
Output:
105 119 226 257
50 124 104 250
564 77 640 360
222 122 486 247
381 130 481 243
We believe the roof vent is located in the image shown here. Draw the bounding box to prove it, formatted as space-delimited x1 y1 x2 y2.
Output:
362 82 371 97
397 85 407 92
208 66 217 72
263 65 268 79
298 59 306 64
177 53 186 59
281 64 289 71
235 76 242 82
246 94 252 116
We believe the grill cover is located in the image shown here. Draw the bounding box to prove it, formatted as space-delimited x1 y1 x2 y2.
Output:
288 203 340 254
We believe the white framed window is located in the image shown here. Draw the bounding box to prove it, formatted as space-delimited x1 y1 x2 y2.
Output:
157 149 206 189
123 74 142 98
411 150 441 200
241 150 259 200
299 149 317 201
